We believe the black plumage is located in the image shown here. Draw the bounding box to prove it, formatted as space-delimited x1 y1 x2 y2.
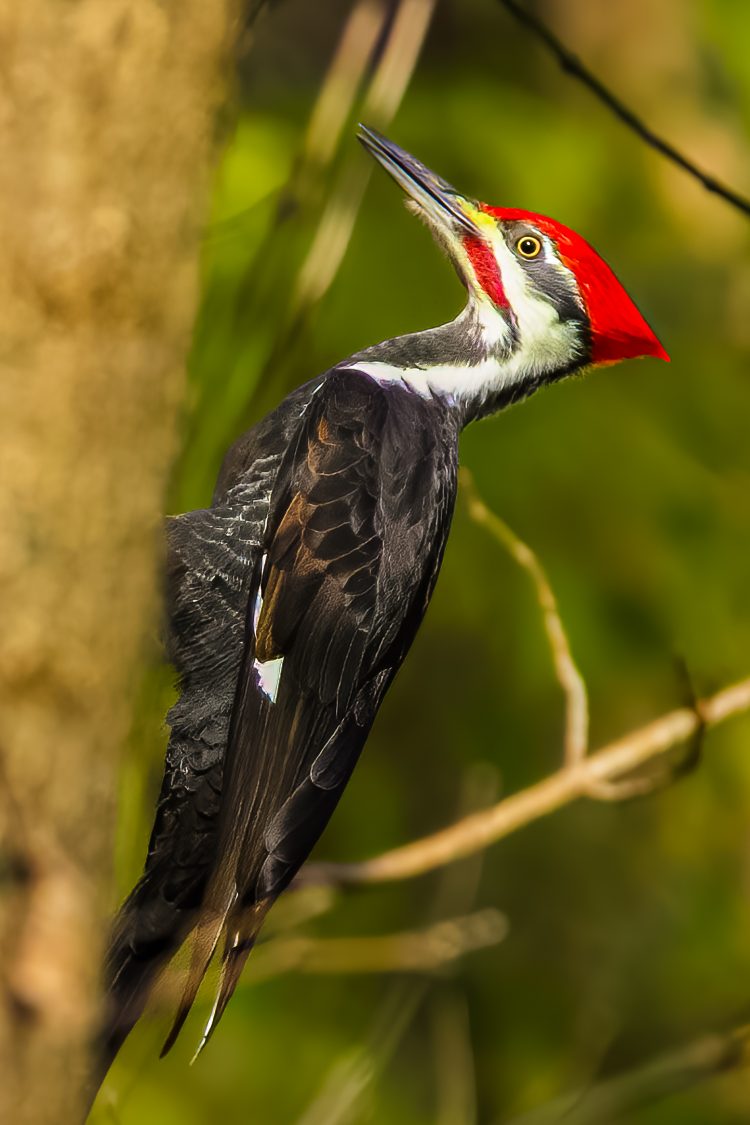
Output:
101 370 459 1068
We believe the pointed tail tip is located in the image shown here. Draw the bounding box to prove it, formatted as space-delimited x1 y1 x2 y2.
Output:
189 1024 215 1066
186 938 257 1064
160 1004 191 1059
160 901 265 1061
160 903 232 1058
188 979 226 1066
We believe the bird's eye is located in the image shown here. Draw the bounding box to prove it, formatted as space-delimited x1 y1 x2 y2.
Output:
516 235 542 259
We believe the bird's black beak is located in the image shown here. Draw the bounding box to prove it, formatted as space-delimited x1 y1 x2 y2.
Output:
358 125 482 238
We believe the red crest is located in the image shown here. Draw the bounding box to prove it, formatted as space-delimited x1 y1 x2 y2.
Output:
482 207 669 365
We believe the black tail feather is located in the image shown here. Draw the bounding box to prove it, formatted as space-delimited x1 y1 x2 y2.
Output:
94 880 187 1085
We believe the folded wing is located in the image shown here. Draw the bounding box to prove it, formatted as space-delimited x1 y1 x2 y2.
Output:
166 370 459 1051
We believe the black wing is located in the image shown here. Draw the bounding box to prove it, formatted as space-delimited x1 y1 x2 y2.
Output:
100 383 319 1071
168 370 459 1050
100 506 264 1069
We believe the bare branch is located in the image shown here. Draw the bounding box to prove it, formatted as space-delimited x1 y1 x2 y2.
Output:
497 0 750 219
306 677 750 887
248 909 507 983
461 468 589 766
152 910 506 1005
461 475 706 805
299 477 750 888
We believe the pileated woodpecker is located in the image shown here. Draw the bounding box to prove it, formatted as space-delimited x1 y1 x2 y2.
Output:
101 127 667 1075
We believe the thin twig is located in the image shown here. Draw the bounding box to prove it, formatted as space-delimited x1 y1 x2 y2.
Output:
305 676 750 887
587 683 705 803
461 468 589 766
497 0 750 218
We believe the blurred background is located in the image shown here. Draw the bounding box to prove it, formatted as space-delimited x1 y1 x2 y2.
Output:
96 0 750 1121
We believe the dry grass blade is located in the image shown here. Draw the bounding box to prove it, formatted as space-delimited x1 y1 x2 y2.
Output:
295 982 425 1125
293 0 438 309
432 988 477 1125
505 1023 750 1125
302 0 388 171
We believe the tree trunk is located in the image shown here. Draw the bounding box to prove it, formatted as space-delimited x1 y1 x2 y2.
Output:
0 2 239 1120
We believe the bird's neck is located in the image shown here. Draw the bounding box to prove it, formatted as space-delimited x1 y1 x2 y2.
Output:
343 301 548 425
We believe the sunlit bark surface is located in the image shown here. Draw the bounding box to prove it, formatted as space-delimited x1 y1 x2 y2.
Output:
0 3 238 1120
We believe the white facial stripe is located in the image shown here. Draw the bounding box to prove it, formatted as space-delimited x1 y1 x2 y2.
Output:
492 236 584 377
340 224 584 412
541 238 559 265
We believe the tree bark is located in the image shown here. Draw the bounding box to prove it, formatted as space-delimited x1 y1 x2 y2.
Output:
0 2 239 1120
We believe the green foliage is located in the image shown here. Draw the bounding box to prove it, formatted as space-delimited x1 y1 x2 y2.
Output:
98 1 750 1121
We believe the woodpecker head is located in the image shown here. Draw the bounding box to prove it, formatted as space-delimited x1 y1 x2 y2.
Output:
357 126 668 417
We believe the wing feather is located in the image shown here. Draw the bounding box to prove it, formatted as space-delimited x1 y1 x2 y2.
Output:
99 382 324 1073
165 371 459 1051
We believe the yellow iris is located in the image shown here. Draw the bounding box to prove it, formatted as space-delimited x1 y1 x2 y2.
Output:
516 235 542 259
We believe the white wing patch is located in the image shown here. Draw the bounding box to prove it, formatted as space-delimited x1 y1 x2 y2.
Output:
252 553 283 703
255 653 284 704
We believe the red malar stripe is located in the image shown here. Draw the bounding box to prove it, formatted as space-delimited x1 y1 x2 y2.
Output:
463 236 508 307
